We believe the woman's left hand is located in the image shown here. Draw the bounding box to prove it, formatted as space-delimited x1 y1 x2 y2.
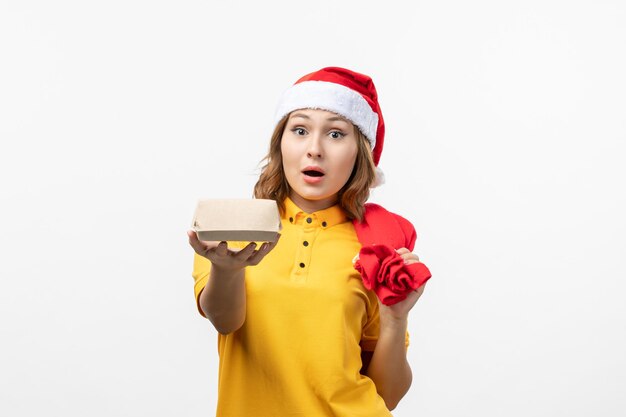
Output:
378 248 427 325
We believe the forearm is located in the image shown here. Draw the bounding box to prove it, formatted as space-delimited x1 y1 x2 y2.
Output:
199 265 246 334
366 318 412 410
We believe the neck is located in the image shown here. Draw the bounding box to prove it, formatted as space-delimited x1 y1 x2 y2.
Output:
289 193 338 213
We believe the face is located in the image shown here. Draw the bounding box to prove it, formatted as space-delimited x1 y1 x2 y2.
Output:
281 108 358 213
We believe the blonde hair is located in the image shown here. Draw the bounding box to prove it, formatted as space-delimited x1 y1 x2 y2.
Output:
253 113 376 221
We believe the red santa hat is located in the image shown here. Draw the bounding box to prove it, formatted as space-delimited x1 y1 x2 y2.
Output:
273 66 386 186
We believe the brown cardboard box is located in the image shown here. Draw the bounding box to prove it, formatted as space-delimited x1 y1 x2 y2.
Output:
192 199 282 242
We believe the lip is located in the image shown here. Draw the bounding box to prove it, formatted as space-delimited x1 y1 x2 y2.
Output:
302 173 324 184
302 166 325 184
302 166 325 175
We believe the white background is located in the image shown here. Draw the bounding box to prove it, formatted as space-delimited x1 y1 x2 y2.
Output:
1 1 625 416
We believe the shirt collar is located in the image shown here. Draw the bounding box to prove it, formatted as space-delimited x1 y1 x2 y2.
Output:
283 197 348 228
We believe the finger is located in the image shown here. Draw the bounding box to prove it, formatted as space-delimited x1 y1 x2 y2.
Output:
265 238 280 253
187 230 200 245
231 242 257 261
401 252 420 264
247 242 268 262
246 239 277 265
215 241 229 257
395 247 410 255
246 242 271 265
188 230 207 254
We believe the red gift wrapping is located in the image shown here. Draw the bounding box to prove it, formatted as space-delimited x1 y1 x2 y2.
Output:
353 203 432 305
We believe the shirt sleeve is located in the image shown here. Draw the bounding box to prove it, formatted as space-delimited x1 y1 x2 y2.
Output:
360 290 410 351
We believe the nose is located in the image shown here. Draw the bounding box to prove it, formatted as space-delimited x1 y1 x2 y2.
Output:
306 133 323 159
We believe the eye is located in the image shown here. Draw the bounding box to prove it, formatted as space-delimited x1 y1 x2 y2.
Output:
329 131 345 139
292 127 307 136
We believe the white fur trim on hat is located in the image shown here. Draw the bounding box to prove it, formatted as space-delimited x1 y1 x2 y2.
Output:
273 81 379 150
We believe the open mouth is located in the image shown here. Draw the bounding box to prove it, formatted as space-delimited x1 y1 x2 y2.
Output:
303 170 324 177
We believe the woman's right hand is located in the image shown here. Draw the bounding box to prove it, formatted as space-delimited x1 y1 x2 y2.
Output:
187 230 280 272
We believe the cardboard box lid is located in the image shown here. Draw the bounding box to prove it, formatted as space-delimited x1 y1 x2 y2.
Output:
192 199 282 242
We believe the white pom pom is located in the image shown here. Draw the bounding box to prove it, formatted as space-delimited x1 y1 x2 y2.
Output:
371 166 386 188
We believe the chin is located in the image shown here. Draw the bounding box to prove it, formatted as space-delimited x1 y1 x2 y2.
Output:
298 192 332 202
292 187 339 203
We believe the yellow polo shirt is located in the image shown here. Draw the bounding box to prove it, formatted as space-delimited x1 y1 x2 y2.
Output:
192 197 409 417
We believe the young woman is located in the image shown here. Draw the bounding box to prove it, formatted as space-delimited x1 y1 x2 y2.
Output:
187 67 430 416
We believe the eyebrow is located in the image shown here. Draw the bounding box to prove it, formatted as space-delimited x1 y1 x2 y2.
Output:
290 112 349 123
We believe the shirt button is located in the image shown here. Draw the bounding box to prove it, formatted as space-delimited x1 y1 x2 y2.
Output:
306 217 312 224
299 262 305 268
303 241 309 247
289 217 293 223
322 221 327 227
